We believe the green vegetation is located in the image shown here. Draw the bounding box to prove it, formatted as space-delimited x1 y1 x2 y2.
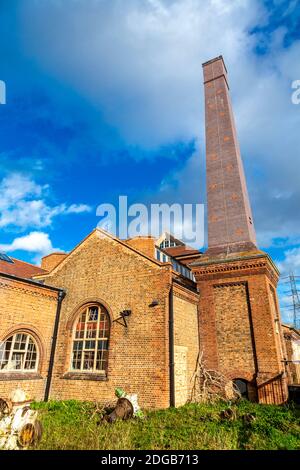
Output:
31 399 300 450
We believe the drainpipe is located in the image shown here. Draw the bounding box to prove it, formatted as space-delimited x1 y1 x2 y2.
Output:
44 289 66 401
169 286 175 407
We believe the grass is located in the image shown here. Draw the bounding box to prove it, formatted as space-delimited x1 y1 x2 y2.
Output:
31 399 300 450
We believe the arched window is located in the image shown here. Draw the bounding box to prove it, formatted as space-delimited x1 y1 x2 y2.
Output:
71 304 110 373
0 332 38 372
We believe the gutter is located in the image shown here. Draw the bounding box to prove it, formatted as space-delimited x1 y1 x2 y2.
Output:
169 286 175 407
44 289 66 401
0 271 62 293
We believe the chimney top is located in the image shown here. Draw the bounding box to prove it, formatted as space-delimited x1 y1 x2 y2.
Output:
202 55 227 73
41 252 68 272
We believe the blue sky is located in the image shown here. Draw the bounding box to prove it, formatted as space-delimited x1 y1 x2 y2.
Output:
0 0 300 321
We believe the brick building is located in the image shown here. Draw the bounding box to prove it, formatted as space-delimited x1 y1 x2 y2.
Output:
282 324 300 385
0 231 200 409
0 57 293 407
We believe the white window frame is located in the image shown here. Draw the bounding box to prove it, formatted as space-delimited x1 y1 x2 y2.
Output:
70 305 110 373
0 332 39 373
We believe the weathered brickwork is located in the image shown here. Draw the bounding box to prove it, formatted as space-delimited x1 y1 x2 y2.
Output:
203 56 256 254
125 237 156 259
214 283 255 373
41 252 68 271
0 276 58 400
198 56 289 403
0 231 201 409
173 287 199 406
34 230 174 409
192 252 289 404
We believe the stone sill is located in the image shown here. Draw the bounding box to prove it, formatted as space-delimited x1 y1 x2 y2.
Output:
0 373 43 381
62 372 108 381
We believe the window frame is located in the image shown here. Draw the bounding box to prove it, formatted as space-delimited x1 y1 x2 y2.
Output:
0 332 39 373
70 304 110 374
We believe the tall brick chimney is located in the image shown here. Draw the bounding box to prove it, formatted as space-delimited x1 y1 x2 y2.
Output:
190 56 289 405
203 56 257 255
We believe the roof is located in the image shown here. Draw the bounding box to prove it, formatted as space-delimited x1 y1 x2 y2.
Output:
162 246 202 267
163 246 201 258
33 228 170 280
282 323 300 338
0 257 47 279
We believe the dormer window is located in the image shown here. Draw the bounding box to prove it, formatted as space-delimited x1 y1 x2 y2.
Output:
159 240 177 249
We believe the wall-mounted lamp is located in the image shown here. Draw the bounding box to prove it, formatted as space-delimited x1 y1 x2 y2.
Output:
149 300 159 307
113 309 132 328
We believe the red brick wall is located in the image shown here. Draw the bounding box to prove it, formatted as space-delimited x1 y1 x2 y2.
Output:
192 252 289 404
203 56 257 254
214 283 256 373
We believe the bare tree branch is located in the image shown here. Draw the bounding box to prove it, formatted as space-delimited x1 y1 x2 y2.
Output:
189 351 241 403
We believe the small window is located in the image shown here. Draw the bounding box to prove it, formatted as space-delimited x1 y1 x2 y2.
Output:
0 252 14 263
71 305 110 373
0 333 38 372
159 239 177 249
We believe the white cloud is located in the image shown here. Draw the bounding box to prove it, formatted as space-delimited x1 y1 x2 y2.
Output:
0 173 92 230
18 0 300 247
278 246 300 277
0 231 61 263
0 231 58 254
65 204 92 214
20 0 263 147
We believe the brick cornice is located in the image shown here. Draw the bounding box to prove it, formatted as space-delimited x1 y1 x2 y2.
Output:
191 253 279 285
0 278 58 300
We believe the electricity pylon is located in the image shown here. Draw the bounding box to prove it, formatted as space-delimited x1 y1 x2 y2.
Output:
289 272 300 330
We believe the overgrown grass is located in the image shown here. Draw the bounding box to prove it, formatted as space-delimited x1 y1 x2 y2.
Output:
31 399 300 450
